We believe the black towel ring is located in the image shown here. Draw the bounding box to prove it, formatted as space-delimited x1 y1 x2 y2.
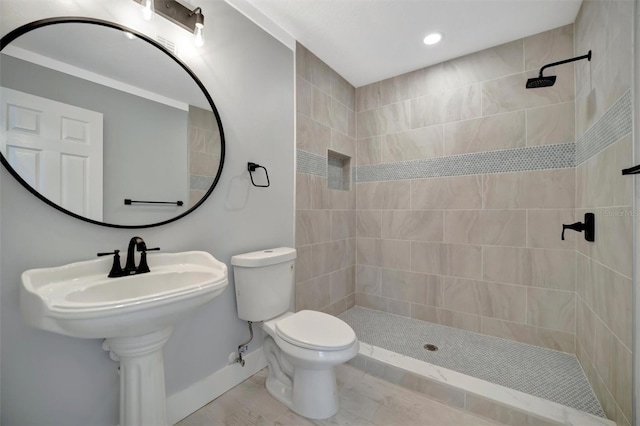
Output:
248 162 270 188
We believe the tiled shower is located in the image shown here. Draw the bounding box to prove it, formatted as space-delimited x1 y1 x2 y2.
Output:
294 1 632 424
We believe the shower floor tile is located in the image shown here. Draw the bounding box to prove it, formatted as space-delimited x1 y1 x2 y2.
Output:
339 307 605 418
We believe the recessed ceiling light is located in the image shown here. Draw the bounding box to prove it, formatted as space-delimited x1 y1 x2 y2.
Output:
423 32 443 45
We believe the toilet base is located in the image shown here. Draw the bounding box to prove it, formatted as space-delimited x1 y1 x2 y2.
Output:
263 335 342 419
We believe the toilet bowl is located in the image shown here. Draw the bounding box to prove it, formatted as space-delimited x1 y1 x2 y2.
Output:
262 310 358 419
231 248 359 419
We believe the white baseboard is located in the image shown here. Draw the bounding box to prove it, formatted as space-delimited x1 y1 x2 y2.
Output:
167 348 267 425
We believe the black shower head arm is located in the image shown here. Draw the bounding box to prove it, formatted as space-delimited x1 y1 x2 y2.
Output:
538 50 592 77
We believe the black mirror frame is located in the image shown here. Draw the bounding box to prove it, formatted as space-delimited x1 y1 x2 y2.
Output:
0 16 225 228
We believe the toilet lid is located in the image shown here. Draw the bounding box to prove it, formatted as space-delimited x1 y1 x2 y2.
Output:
275 310 356 351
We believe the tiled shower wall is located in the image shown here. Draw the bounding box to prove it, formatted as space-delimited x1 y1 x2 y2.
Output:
293 6 634 423
295 44 357 315
573 1 633 425
354 25 578 353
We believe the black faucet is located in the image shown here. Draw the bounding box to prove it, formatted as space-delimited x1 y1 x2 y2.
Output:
123 236 160 275
98 237 160 278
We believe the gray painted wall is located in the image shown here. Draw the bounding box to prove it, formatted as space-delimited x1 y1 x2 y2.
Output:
0 0 294 424
0 54 190 225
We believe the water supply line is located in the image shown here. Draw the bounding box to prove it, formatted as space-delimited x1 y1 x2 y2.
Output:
235 321 253 367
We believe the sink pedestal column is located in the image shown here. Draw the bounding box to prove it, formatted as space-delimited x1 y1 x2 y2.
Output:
103 327 173 426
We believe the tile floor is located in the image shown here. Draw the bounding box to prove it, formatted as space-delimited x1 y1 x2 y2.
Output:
177 364 498 426
340 307 604 417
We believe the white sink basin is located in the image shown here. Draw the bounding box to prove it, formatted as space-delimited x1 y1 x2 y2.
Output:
20 251 228 338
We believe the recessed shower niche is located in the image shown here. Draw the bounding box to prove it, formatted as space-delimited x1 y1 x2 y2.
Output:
327 149 351 191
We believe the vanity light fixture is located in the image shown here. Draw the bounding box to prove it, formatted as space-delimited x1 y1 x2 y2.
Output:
423 32 443 45
134 0 206 47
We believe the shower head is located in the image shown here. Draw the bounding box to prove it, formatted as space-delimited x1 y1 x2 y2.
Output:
526 75 557 88
525 50 591 89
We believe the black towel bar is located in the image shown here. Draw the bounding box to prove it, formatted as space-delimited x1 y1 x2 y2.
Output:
622 164 640 175
124 199 183 206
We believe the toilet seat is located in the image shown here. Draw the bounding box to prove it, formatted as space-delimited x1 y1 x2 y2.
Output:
275 310 356 351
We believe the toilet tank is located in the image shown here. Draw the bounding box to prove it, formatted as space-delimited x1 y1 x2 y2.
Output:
231 247 297 322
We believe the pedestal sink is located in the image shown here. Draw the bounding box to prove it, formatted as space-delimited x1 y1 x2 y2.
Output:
20 251 228 426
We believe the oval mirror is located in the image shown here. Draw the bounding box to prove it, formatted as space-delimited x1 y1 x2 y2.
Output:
0 17 225 228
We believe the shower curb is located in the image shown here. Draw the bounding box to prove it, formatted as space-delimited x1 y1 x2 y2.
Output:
350 342 615 426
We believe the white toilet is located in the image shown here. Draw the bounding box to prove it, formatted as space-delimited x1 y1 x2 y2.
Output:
231 247 359 419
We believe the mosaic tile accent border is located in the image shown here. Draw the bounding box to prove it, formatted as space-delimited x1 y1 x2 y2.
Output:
576 90 632 165
297 91 631 181
296 150 326 177
340 307 605 418
355 143 575 183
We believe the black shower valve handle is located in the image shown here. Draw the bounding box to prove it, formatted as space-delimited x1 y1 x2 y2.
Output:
561 213 595 242
561 222 585 240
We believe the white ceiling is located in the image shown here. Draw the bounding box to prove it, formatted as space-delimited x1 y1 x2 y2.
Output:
244 0 583 87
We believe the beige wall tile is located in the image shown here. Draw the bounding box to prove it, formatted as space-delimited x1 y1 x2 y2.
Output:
483 246 575 291
527 209 576 250
330 70 355 111
330 266 355 303
483 169 575 209
444 111 525 155
410 93 445 129
296 173 312 210
576 207 633 278
356 264 381 294
295 244 314 284
329 97 348 134
576 135 632 209
356 81 381 112
295 275 330 311
382 125 443 162
443 277 527 323
355 292 411 317
481 317 575 353
356 181 411 209
381 269 443 307
526 287 575 333
524 24 574 71
331 210 356 240
382 210 443 242
312 239 355 276
593 317 632 420
356 137 381 166
296 43 331 92
575 0 632 136
357 100 412 138
577 253 632 349
443 39 524 89
576 296 596 362
297 113 330 156
442 84 482 123
526 102 575 146
482 65 574 115
410 304 482 333
444 210 526 246
311 86 332 127
308 175 331 210
411 242 482 279
331 130 355 159
296 77 313 116
356 210 382 238
296 210 331 246
356 238 411 270
411 175 482 209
